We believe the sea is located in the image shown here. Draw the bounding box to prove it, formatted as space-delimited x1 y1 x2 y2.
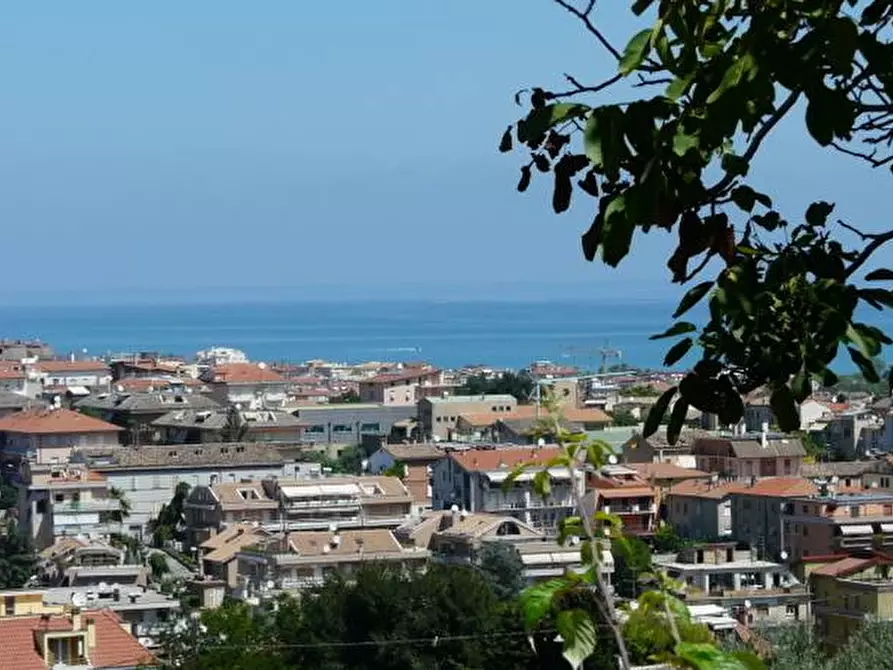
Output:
0 299 888 372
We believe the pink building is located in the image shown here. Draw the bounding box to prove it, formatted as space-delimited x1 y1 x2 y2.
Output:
693 433 806 479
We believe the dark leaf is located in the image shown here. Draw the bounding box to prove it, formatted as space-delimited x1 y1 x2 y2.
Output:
581 212 603 262
499 126 513 153
674 281 713 318
805 201 835 226
770 385 800 432
517 165 532 192
860 288 893 308
632 0 656 14
731 185 771 213
601 195 634 267
619 29 653 75
520 104 589 145
577 170 600 197
667 397 689 445
707 53 756 104
791 370 811 403
533 154 550 173
553 173 573 214
644 386 677 437
848 347 881 383
720 153 749 177
664 338 693 366
531 88 546 109
650 322 697 340
866 268 893 281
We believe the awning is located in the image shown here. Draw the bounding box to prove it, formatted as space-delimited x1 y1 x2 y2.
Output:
66 386 91 396
880 523 893 533
839 524 874 535
280 484 360 498
485 468 574 484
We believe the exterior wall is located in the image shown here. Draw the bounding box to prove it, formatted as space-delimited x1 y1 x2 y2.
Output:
42 372 111 388
359 380 417 405
730 494 787 559
3 431 120 465
420 396 518 441
744 405 773 432
667 495 726 540
799 400 829 430
210 382 289 409
293 404 414 446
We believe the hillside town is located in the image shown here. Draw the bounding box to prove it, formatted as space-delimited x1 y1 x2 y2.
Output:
0 339 889 666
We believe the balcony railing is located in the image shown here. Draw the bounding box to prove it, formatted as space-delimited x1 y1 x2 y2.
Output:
54 499 122 513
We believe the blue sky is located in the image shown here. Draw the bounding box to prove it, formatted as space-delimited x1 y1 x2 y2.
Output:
0 1 888 304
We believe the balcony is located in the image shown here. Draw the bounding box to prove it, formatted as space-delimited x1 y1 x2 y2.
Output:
54 499 122 513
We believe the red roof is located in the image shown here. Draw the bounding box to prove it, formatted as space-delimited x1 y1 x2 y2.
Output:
36 360 110 373
0 408 121 435
363 368 440 385
449 446 562 472
811 556 882 578
735 477 817 498
632 463 711 481
207 363 285 384
0 609 155 670
668 479 749 500
0 362 26 380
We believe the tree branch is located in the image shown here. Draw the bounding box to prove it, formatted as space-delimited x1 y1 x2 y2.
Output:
548 72 624 99
830 141 893 168
552 0 622 61
706 90 800 198
839 222 893 279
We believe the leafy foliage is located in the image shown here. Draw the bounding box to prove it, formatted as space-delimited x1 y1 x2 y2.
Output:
0 521 37 589
457 371 535 402
476 541 527 601
612 535 654 599
652 523 687 554
610 408 640 426
148 482 191 547
505 0 893 443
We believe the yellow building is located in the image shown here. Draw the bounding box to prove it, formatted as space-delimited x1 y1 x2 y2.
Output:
0 588 64 617
811 553 893 650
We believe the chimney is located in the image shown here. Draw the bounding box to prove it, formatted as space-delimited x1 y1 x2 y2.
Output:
71 610 82 631
86 618 96 649
761 422 769 448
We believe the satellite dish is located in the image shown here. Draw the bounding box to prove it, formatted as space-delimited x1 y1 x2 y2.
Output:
537 438 546 447
234 403 242 411
98 582 110 594
328 522 338 533
744 600 752 609
70 592 88 608
257 362 267 369
450 504 459 513
780 551 789 561
831 476 839 484
265 580 275 591
53 395 61 408
608 454 618 465
322 544 331 554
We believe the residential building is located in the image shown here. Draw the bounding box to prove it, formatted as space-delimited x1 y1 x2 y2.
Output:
70 443 292 539
358 366 442 405
152 408 305 444
583 465 658 537
367 443 445 513
0 362 35 396
630 462 710 508
198 523 269 591
729 477 817 560
0 339 53 361
184 475 414 547
801 460 885 491
0 609 156 670
398 510 611 586
692 432 806 479
0 408 121 465
76 391 219 445
742 398 774 433
783 491 893 560
184 480 280 548
419 394 518 441
43 586 180 649
35 360 112 394
431 446 581 532
0 391 43 418
800 398 832 430
824 409 887 458
811 551 893 651
454 405 613 444
38 537 125 585
654 542 809 625
202 362 289 409
235 528 429 598
666 479 747 541
17 464 126 549
622 428 710 468
290 403 416 447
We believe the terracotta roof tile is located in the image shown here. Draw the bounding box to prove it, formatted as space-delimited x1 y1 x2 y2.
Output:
811 556 877 578
632 463 711 481
0 609 154 670
733 477 817 498
668 479 749 500
286 528 403 557
0 408 121 435
36 360 110 373
206 363 285 384
449 446 562 472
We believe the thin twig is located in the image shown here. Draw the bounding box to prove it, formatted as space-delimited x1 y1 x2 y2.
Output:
549 72 624 99
552 0 622 61
830 141 893 168
838 221 893 279
706 90 800 198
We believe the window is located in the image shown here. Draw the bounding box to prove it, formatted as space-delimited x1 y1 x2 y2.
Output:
851 506 861 518
802 505 809 514
54 493 65 503
36 500 47 514
306 425 325 434
333 425 352 433
4 596 13 615
784 459 792 475
360 423 380 433
884 505 892 516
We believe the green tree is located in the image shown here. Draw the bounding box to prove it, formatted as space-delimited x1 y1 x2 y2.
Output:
476 541 527 601
0 521 37 589
220 406 249 443
612 535 653 599
610 409 640 427
331 390 362 404
622 591 715 666
106 486 131 524
504 0 893 445
0 482 17 510
457 371 535 403
652 523 686 554
148 552 170 582
149 482 191 547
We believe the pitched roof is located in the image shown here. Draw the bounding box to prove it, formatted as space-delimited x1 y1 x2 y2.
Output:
0 362 26 380
77 392 219 413
459 405 611 429
285 528 404 557
36 360 110 373
202 524 268 563
448 446 562 472
0 609 154 670
363 368 440 384
811 556 879 578
204 363 285 384
733 476 817 498
0 408 121 435
209 481 278 509
801 461 884 478
152 408 304 430
668 479 748 500
74 442 285 470
631 463 711 481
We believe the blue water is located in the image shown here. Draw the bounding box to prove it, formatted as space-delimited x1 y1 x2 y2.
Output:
0 300 888 371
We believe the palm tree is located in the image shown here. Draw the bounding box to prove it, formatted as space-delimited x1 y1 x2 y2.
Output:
107 487 131 525
220 405 249 443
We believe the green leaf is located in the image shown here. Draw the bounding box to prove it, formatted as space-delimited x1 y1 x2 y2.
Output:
730 185 771 213
805 93 837 146
791 369 811 403
650 322 697 340
770 385 800 432
672 127 700 156
721 153 749 177
663 338 693 366
674 281 713 318
866 268 893 281
644 386 677 437
631 0 656 15
601 194 634 267
666 397 689 445
619 29 652 75
674 642 765 670
556 609 597 670
849 347 881 383
847 323 882 358
666 73 695 100
805 201 834 226
533 469 552 498
707 52 756 104
518 578 566 630
499 126 513 153
584 106 625 179
519 104 589 144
